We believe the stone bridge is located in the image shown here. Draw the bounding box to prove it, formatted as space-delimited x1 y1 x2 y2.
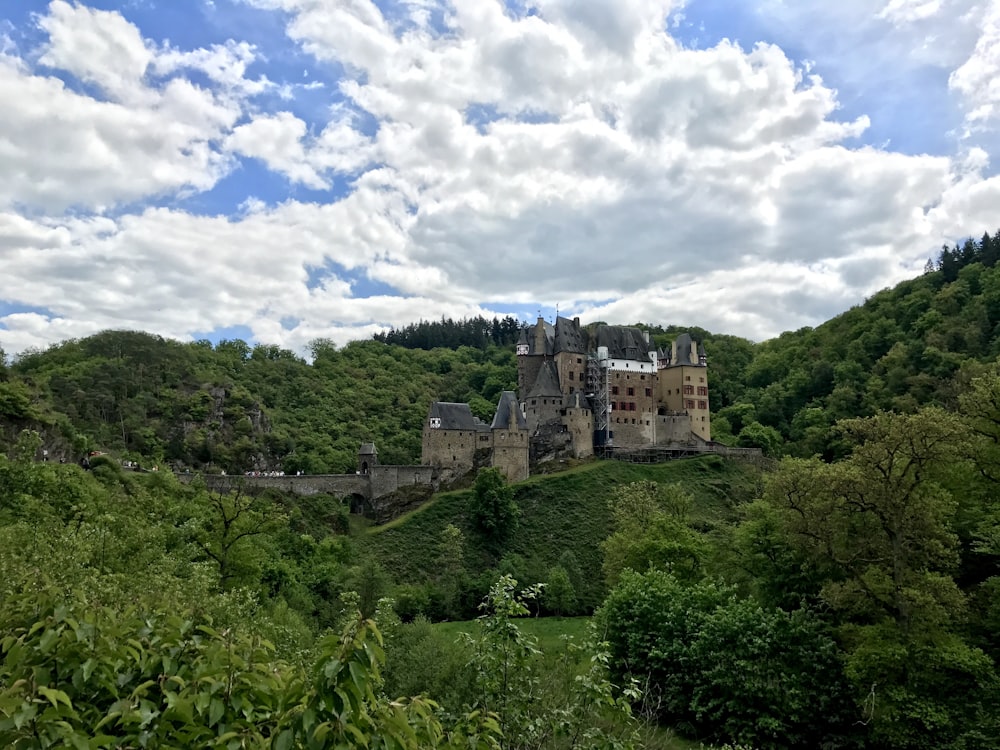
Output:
176 464 438 519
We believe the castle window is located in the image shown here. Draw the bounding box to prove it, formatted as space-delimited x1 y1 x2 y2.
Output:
685 400 695 409
569 387 575 394
640 374 645 380
569 371 574 380
699 377 705 382
612 386 619 395
430 417 442 428
645 388 652 397
697 386 708 396
531 399 536 405
627 387 634 396
698 400 708 410
683 385 694 395
577 358 582 364
685 376 691 381
629 402 636 411
631 418 636 424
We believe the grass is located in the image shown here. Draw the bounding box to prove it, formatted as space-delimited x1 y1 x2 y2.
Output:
362 455 762 609
433 615 592 652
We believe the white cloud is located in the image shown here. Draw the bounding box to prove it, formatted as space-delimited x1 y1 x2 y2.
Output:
226 108 375 187
37 0 153 103
949 1 1000 128
0 1 290 213
3 0 1000 357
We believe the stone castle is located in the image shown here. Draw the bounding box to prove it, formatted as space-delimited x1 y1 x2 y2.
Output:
420 317 712 483
190 319 719 522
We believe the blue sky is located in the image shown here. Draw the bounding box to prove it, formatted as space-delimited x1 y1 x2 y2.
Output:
1 0 998 356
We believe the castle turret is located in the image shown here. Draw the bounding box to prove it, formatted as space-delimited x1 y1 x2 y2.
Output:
655 332 711 442
358 443 378 475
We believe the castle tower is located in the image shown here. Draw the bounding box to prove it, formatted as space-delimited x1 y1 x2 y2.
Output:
358 443 378 474
655 333 711 442
490 391 529 482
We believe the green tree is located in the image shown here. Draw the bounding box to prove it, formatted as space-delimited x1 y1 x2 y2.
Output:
435 523 467 619
470 468 520 555
763 410 965 630
598 570 859 750
543 565 578 616
601 481 706 587
192 485 285 589
736 420 783 457
760 408 1000 748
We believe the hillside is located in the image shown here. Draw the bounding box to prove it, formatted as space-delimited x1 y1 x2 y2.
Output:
712 245 1000 457
0 333 519 473
363 454 762 612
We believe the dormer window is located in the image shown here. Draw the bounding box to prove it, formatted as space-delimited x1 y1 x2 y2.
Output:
430 417 442 429
516 344 529 355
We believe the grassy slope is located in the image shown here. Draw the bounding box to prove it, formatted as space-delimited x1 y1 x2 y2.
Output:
364 455 762 608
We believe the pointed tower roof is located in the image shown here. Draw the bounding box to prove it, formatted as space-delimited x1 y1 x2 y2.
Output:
527 360 562 398
491 391 528 430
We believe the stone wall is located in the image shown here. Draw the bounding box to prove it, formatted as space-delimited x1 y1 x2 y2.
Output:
178 472 371 499
554 350 586 397
654 413 695 444
563 404 594 458
369 464 436 499
490 426 529 482
177 463 438 507
421 425 481 477
523 395 563 433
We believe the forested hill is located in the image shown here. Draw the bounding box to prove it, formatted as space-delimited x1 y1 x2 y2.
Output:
1 227 999 470
0 334 520 474
712 230 1000 457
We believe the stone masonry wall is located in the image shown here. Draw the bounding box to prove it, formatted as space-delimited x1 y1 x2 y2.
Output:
421 426 479 475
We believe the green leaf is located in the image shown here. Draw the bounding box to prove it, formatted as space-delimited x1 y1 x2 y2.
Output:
37 685 73 709
273 728 294 750
208 697 224 727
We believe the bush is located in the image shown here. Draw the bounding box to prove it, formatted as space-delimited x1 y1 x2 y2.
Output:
598 570 860 750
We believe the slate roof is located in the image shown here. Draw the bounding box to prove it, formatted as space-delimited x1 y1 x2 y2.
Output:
491 391 528 431
594 324 651 361
553 316 587 353
520 319 555 356
428 402 479 430
359 443 378 455
526 360 563 398
672 333 697 365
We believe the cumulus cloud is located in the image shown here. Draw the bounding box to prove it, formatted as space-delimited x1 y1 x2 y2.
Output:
2 0 1000 357
949 1 1000 128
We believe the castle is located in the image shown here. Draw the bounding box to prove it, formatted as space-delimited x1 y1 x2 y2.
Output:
421 317 712 483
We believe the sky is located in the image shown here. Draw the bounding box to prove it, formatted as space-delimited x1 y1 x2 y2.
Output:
1 0 999 357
